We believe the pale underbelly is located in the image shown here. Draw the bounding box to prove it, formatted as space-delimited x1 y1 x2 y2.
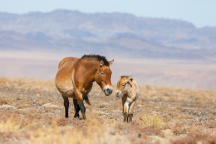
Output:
56 82 76 98
126 97 134 103
64 89 76 98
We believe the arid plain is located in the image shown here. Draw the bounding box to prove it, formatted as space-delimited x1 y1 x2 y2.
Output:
0 51 216 143
0 51 216 89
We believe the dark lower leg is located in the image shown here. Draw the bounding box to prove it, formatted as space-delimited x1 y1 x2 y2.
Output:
128 102 135 122
128 114 133 122
73 99 80 118
63 96 69 118
79 100 86 119
123 113 127 122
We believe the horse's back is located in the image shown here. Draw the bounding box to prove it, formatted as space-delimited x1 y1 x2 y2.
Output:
55 57 79 98
58 57 78 69
126 80 139 102
133 81 139 100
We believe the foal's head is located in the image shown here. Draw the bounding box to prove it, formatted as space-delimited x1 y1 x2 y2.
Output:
116 76 133 97
95 59 114 96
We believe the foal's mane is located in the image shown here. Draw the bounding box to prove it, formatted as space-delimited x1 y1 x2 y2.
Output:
120 75 133 87
81 54 109 66
121 76 131 78
121 75 133 82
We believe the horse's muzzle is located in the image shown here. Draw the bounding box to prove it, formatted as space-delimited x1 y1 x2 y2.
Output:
104 85 113 96
116 90 121 97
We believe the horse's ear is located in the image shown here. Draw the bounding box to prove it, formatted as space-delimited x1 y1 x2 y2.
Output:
109 59 114 67
128 76 133 81
100 60 104 67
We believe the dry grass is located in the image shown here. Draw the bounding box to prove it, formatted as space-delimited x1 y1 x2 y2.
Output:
0 76 216 143
0 112 130 144
0 118 21 132
0 76 55 91
138 112 165 130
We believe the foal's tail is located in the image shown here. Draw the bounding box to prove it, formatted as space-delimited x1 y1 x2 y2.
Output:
84 96 91 105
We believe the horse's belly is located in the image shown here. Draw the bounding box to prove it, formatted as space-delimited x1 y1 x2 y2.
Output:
55 67 76 98
126 97 134 103
57 85 76 98
64 89 76 98
56 81 76 98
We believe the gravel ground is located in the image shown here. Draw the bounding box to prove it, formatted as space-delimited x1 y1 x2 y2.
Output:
0 78 216 144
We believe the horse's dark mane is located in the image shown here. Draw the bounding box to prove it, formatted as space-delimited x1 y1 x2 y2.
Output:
81 54 109 66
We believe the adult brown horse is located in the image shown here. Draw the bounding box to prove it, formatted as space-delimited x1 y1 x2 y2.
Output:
55 54 114 119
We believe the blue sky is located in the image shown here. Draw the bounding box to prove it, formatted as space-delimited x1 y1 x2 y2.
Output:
0 0 215 28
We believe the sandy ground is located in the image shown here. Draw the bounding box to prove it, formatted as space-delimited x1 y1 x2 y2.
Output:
0 77 216 143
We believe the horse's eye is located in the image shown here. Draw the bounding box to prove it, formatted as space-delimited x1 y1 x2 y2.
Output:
101 72 104 76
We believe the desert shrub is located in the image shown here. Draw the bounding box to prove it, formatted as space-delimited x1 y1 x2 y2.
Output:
138 113 165 130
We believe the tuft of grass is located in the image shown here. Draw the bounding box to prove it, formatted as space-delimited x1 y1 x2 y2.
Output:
138 112 165 130
0 98 18 105
0 118 21 132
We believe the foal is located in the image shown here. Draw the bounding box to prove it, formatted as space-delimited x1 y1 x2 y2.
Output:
116 76 139 122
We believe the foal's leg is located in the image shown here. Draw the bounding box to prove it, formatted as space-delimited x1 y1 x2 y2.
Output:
122 96 127 122
73 99 80 118
128 101 136 122
123 102 129 122
62 95 69 118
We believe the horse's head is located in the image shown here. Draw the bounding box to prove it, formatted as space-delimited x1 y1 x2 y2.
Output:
95 59 114 96
116 76 133 97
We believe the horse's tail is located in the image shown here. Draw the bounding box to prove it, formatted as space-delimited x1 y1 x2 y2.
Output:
84 96 91 105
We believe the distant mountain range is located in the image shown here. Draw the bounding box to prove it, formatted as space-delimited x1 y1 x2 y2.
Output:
0 10 216 59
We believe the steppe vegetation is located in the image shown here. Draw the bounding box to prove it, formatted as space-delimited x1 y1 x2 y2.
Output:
0 76 216 144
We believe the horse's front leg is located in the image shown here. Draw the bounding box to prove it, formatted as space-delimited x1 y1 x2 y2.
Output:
122 96 128 122
128 101 136 122
123 101 129 122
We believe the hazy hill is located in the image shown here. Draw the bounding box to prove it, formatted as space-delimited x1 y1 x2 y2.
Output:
0 10 216 59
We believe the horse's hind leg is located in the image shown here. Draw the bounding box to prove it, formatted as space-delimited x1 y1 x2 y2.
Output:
73 99 80 118
79 100 86 119
74 89 86 119
62 95 69 118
